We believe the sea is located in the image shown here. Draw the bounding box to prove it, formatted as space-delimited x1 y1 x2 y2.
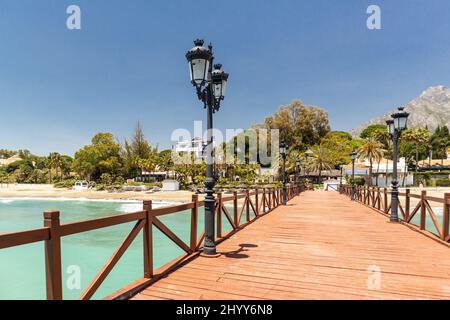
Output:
0 198 234 300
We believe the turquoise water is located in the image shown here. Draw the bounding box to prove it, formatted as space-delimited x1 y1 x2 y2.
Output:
0 198 241 300
404 205 443 237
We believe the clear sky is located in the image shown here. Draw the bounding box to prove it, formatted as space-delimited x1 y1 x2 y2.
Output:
1 0 450 156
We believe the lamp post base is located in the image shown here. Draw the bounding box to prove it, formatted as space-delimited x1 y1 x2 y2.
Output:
200 251 221 258
390 181 400 223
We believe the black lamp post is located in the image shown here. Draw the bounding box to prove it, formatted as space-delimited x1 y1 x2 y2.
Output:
280 142 288 205
350 151 357 200
186 39 229 256
386 107 409 222
339 163 344 191
305 149 313 178
296 159 301 185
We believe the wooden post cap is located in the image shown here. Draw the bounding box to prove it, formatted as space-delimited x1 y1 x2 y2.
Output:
445 193 450 204
44 211 60 219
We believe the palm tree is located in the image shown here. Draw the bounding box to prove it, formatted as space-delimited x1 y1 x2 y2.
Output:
357 138 384 186
402 128 430 172
372 130 390 186
307 145 333 183
429 126 450 167
136 157 157 182
48 152 63 183
286 150 302 173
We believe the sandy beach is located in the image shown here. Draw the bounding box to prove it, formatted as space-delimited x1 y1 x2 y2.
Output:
1 184 449 205
0 184 200 203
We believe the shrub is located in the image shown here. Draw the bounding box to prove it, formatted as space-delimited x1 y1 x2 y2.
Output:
100 173 112 186
348 177 365 186
436 178 450 187
415 172 432 186
114 176 126 185
54 179 77 189
95 183 106 191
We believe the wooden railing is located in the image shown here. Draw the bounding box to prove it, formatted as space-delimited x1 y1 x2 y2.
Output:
0 185 302 300
340 185 450 244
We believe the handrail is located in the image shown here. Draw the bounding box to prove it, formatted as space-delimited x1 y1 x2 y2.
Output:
0 185 303 300
0 227 50 249
340 184 450 244
59 211 147 236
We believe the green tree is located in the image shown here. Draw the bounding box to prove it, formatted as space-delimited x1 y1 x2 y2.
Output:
159 149 174 177
320 131 363 167
48 152 63 183
357 138 384 186
429 126 450 166
360 124 388 142
401 128 430 172
122 121 156 178
307 145 334 183
263 99 330 150
72 133 122 181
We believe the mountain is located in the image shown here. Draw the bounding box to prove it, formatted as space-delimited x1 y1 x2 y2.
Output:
350 85 450 137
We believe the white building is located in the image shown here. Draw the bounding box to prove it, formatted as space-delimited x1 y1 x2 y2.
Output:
173 137 206 160
345 157 414 187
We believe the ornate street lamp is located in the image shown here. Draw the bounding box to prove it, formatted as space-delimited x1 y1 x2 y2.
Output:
304 149 313 178
280 142 288 205
349 151 357 200
186 39 229 256
211 64 229 106
386 107 409 222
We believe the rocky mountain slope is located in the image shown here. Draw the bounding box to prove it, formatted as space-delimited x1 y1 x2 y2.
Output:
350 85 450 137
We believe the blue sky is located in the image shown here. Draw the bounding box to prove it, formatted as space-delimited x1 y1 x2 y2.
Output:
0 0 450 156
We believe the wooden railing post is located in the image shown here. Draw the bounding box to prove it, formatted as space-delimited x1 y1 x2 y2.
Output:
44 210 63 300
272 188 276 208
245 190 250 222
367 187 370 205
143 200 153 278
217 192 222 238
371 187 375 207
262 188 266 213
268 188 272 211
255 188 259 216
420 190 427 230
384 188 388 214
405 189 410 221
190 195 198 252
233 191 238 227
443 193 450 241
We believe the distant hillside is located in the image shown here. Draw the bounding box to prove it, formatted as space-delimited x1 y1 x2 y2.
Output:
351 85 450 137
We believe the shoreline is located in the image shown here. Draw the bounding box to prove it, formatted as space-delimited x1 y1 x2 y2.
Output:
0 197 177 204
0 184 200 203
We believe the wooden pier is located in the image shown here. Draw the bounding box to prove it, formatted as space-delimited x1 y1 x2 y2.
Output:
1 186 450 300
129 191 450 300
